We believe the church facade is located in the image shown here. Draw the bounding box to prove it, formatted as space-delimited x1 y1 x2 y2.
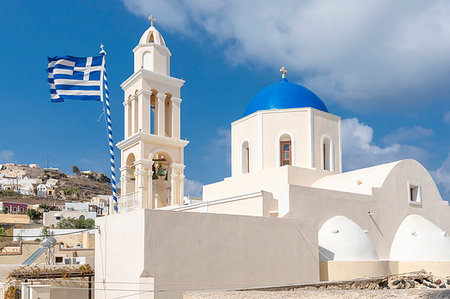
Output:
96 20 450 299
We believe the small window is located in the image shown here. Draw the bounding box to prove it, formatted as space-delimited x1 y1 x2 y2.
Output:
55 256 63 263
242 141 249 174
56 216 61 220
280 141 291 166
408 182 421 204
13 207 17 212
322 136 333 171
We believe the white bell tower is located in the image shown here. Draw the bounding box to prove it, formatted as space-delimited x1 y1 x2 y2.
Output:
117 16 188 211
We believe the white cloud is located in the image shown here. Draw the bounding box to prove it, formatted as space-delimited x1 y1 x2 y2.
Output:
432 153 450 193
123 0 450 111
204 127 231 164
341 118 428 170
444 111 450 124
382 126 433 144
184 178 203 197
0 150 14 163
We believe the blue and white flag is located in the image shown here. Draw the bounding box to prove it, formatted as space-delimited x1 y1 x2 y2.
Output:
47 55 103 102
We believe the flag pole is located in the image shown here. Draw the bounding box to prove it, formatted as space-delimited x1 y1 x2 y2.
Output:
100 44 118 213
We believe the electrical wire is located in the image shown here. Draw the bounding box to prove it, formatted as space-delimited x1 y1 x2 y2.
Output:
2 227 97 238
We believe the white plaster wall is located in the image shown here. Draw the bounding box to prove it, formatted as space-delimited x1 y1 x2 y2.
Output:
95 209 146 299
96 209 319 299
288 159 450 260
312 110 341 172
231 114 258 176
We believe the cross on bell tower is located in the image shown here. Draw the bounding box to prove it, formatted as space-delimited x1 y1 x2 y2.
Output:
148 15 156 27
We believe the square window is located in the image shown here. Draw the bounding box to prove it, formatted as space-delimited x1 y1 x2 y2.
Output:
408 182 421 205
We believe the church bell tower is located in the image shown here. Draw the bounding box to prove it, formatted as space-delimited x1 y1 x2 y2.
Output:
116 16 188 211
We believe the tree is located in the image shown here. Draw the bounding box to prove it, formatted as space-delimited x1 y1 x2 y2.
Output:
98 173 111 184
27 209 42 220
72 165 80 175
40 226 53 239
39 204 58 212
56 217 95 229
2 207 8 214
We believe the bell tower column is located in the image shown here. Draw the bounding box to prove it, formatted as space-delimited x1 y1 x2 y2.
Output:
156 93 166 136
171 97 181 139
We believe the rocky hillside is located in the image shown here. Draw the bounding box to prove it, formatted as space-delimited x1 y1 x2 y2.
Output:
0 163 114 202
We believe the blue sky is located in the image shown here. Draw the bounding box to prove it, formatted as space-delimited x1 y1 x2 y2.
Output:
0 1 449 201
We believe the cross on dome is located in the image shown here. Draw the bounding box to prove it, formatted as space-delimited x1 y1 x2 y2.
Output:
280 66 287 79
148 15 156 27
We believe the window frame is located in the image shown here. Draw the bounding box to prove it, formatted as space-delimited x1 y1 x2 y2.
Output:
407 181 422 205
280 141 292 166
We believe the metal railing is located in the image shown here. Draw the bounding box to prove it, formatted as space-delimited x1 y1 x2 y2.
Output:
118 191 139 213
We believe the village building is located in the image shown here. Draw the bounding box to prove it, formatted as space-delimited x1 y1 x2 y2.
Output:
92 18 450 298
43 210 96 227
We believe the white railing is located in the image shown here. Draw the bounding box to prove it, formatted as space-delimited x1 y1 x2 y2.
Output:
118 191 139 213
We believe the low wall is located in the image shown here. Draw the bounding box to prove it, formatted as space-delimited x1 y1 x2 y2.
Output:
96 209 319 299
320 260 450 281
0 214 30 224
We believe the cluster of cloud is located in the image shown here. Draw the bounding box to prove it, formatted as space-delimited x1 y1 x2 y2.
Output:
444 111 450 124
184 178 203 197
0 150 14 163
123 0 450 111
341 118 429 171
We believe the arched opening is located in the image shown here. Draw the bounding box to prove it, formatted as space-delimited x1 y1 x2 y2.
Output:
152 152 172 208
241 141 249 174
126 153 136 194
322 135 333 171
148 32 154 43
143 52 153 70
134 90 139 134
165 93 172 137
127 95 132 137
279 134 292 166
79 215 85 221
150 90 158 134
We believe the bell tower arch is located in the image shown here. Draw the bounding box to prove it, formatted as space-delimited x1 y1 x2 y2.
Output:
117 17 188 212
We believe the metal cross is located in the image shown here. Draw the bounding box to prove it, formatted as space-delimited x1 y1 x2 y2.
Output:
148 15 156 26
280 66 287 78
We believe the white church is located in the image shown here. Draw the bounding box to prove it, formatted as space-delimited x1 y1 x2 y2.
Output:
96 18 450 299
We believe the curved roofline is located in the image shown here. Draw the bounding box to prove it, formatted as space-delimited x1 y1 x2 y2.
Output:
312 160 402 195
243 79 328 117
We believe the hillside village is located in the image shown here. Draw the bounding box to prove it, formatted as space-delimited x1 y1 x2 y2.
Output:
0 163 113 296
0 163 112 201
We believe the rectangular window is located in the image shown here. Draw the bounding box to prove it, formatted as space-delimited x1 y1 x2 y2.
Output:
408 182 421 205
280 141 291 166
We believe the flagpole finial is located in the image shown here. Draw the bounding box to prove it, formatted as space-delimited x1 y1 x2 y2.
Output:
148 15 156 27
100 44 106 55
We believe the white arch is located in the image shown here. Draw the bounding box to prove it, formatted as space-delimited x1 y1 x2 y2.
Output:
319 216 378 261
276 131 295 167
390 214 450 261
320 134 334 171
149 148 176 165
240 139 250 174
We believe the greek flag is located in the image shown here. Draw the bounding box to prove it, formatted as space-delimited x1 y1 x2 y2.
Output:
47 55 103 102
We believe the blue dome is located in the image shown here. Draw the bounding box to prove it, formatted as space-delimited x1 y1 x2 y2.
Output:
243 78 328 117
